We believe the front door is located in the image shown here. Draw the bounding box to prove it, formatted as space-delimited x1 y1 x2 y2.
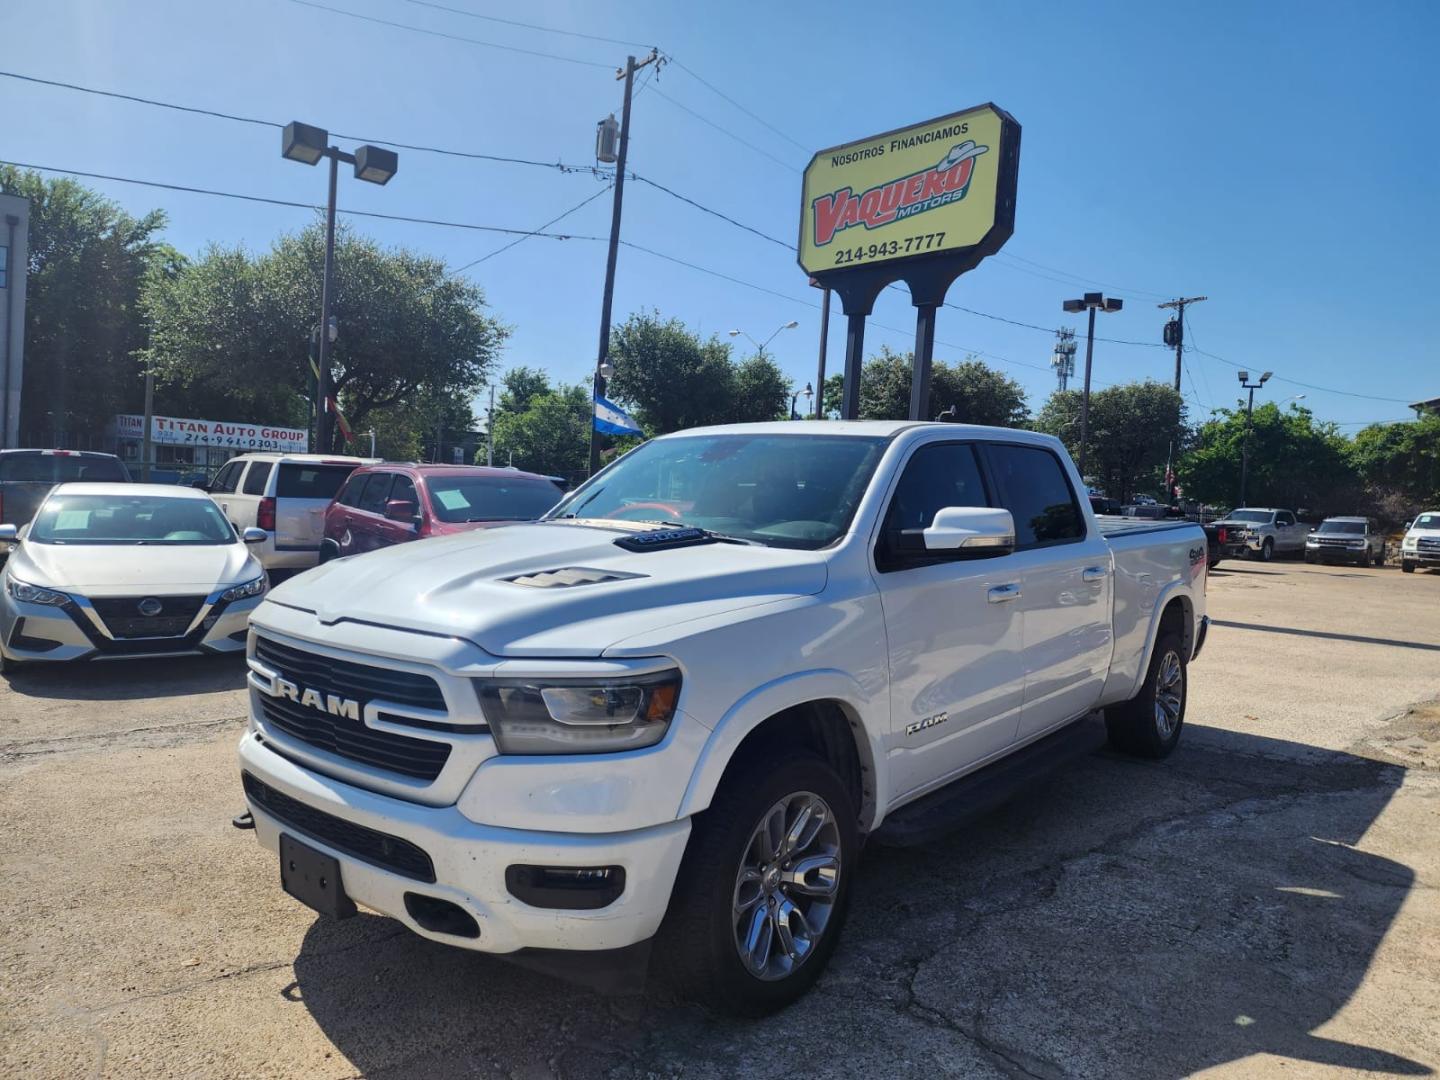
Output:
983 443 1113 741
872 441 1026 799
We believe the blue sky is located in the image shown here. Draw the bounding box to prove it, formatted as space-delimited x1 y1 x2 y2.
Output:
3 0 1436 430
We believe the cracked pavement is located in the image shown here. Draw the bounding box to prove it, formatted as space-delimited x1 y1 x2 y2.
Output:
1 559 1437 1078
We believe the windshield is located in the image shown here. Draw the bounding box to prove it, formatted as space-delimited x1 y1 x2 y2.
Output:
1317 520 1365 535
30 493 235 545
1414 514 1440 530
428 475 561 523
548 433 890 549
1226 510 1273 523
0 453 128 483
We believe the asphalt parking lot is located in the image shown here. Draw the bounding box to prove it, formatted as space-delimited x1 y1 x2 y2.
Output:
2 559 1437 1079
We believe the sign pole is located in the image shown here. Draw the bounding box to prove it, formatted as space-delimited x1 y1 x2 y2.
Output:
141 365 154 482
815 286 830 418
910 303 937 420
841 313 866 420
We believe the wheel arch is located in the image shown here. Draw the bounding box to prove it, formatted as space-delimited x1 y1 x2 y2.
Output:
676 672 884 833
1125 586 1194 701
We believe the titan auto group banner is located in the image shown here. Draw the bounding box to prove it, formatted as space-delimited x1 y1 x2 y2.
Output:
114 414 308 453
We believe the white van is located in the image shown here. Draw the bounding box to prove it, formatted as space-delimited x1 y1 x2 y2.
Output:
204 453 378 573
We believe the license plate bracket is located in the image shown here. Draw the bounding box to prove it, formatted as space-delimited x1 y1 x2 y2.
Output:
280 833 356 919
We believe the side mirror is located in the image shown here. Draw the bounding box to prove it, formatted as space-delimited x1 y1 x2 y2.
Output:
189 477 210 491
0 524 17 543
1404 521 1413 531
923 506 1016 555
241 527 268 544
384 498 419 525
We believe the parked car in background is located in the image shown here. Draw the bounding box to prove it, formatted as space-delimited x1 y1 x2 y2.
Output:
1305 517 1385 566
0 450 131 553
200 453 378 574
1201 521 1245 568
320 464 564 562
1400 511 1440 573
0 483 267 670
1209 507 1307 561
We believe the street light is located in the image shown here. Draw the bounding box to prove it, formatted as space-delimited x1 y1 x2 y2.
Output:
1060 292 1123 480
791 382 813 420
729 320 799 357
1237 369 1272 508
282 121 398 450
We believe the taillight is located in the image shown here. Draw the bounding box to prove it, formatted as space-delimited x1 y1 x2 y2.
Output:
1217 526 1227 544
257 497 276 531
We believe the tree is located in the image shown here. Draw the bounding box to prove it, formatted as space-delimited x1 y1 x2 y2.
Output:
487 383 591 482
1035 381 1185 501
497 366 552 415
820 346 1029 426
1347 415 1440 522
0 167 176 440
606 311 736 434
1178 402 1356 513
144 222 506 449
731 354 790 422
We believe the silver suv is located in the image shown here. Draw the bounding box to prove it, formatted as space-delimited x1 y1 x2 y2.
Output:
1305 516 1384 567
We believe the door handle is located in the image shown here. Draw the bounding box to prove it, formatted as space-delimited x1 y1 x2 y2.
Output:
987 583 1021 603
1082 566 1109 583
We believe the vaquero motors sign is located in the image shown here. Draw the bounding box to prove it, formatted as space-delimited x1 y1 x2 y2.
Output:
798 103 1018 278
114 414 308 453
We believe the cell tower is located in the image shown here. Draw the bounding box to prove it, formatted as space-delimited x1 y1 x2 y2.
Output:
1051 327 1077 391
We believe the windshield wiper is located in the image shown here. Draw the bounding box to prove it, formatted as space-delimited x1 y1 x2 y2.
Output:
557 485 605 519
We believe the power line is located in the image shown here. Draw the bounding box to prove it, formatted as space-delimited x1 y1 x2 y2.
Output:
632 175 791 250
645 85 801 173
288 0 615 68
1187 347 1413 403
403 0 656 48
0 160 608 242
664 58 810 153
452 184 612 273
995 252 1171 301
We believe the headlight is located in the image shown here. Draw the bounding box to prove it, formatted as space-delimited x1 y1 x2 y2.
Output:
221 575 267 602
1403 537 1418 550
1305 538 1318 546
1348 539 1366 547
477 669 681 755
5 577 71 606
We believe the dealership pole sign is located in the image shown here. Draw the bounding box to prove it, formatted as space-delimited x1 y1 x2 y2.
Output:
799 103 1020 420
114 414 309 453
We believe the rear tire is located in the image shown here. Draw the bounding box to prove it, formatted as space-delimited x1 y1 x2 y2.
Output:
656 753 858 1016
318 540 340 565
1106 631 1187 760
1373 549 1385 567
1402 560 1416 573
1304 551 1316 564
1259 538 1274 562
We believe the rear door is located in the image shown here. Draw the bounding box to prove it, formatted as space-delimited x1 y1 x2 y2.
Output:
275 462 357 552
226 458 273 529
208 459 246 524
983 442 1114 742
350 471 395 553
377 473 420 547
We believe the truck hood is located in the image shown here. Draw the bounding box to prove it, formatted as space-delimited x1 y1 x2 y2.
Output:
12 541 258 595
261 521 829 657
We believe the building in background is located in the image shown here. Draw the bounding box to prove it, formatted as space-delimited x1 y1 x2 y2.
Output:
110 414 309 483
0 193 28 449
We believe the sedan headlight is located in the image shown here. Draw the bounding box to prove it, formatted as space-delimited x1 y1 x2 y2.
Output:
220 575 267 603
5 577 71 606
477 669 681 755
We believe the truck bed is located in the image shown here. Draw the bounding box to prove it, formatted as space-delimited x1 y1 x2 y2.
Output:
1093 517 1202 539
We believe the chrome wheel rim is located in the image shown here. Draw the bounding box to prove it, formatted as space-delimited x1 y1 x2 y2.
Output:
732 791 841 982
1154 649 1184 739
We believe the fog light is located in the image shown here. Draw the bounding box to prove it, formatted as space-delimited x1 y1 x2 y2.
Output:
505 864 626 910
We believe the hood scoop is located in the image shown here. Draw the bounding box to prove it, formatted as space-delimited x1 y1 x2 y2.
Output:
502 567 646 589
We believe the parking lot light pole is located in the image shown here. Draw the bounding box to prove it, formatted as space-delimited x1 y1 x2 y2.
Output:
790 383 813 420
728 321 800 361
1237 369 1272 508
1061 293 1123 481
282 122 397 451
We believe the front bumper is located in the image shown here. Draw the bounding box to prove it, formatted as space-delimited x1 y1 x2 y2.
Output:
239 731 691 953
0 591 261 662
1307 544 1371 562
1402 549 1440 566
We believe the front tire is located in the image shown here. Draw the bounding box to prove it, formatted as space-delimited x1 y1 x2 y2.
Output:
1106 631 1187 760
1304 551 1316 564
656 754 858 1016
1259 538 1274 562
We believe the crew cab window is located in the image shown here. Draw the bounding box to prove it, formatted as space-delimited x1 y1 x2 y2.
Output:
1276 511 1296 526
241 461 273 496
336 475 365 507
356 473 394 513
884 443 989 532
209 460 243 494
276 464 356 500
986 444 1083 549
390 475 418 507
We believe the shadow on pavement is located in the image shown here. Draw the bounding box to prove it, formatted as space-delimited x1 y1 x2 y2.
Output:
286 728 1431 1079
1211 619 1440 653
2 652 247 701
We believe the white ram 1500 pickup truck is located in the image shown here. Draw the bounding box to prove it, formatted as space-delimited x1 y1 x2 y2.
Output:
238 421 1208 1014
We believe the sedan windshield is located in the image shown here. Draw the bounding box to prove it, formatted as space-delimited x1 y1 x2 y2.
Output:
1317 520 1365 535
428 475 562 523
1226 510 1273 523
30 494 235 546
547 433 889 549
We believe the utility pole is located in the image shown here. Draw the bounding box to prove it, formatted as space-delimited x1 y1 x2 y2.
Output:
1157 296 1206 393
1050 327 1076 392
588 49 661 477
486 384 495 467
141 364 154 482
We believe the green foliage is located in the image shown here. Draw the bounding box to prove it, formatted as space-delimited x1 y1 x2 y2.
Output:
820 346 1029 426
1347 415 1440 519
731 354 790 422
1035 381 1185 501
498 366 552 415
143 222 506 450
0 167 175 438
486 375 591 483
1178 402 1356 513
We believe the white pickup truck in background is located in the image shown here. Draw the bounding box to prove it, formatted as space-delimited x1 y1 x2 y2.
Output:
237 421 1208 1014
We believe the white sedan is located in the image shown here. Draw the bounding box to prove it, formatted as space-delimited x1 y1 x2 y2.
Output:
0 483 268 670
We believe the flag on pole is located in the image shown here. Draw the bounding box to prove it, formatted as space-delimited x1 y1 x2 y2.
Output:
594 396 642 436
309 357 356 445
